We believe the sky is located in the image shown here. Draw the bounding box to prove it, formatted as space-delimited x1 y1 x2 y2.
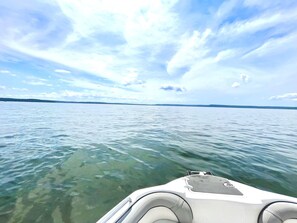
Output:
0 0 297 105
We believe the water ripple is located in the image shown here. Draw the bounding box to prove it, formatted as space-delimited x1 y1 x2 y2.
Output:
0 103 296 223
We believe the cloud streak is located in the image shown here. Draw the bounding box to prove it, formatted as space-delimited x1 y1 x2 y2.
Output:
23 77 52 87
54 69 71 74
270 93 297 101
0 69 16 76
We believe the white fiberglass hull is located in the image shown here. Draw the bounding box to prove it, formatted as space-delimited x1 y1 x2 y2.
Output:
97 172 297 223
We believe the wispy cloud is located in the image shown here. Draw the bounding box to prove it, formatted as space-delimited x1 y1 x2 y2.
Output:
219 9 297 38
54 69 71 74
0 85 28 91
270 93 297 101
23 77 52 87
12 87 28 91
0 70 10 74
167 29 211 76
0 69 16 76
121 69 145 86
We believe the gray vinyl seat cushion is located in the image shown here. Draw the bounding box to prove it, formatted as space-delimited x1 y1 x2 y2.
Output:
258 202 297 223
121 192 193 223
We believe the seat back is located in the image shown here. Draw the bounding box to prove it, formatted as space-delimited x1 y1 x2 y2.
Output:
259 202 297 223
121 192 193 223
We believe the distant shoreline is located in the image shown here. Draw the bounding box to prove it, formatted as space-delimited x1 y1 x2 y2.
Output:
1 97 296 110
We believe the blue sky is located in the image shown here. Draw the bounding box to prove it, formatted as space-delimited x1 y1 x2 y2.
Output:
0 0 297 105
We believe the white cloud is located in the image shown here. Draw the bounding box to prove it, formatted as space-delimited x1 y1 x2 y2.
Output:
5 43 117 81
243 32 297 58
12 87 28 91
60 77 142 100
0 69 16 76
0 86 28 91
167 29 212 75
56 0 137 38
121 69 145 86
216 0 239 21
54 69 71 74
23 77 52 87
219 9 297 38
269 93 297 101
232 82 240 88
0 70 10 74
215 49 238 62
60 78 105 90
0 0 180 84
24 81 52 86
244 0 287 9
123 0 179 47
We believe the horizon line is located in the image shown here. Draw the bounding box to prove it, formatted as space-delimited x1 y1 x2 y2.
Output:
1 97 297 110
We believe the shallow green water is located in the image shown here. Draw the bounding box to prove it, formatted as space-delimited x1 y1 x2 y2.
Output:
0 102 297 223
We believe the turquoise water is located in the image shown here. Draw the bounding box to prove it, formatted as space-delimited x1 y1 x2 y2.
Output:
0 102 297 223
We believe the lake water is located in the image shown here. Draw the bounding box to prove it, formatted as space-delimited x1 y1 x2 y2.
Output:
0 102 297 223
